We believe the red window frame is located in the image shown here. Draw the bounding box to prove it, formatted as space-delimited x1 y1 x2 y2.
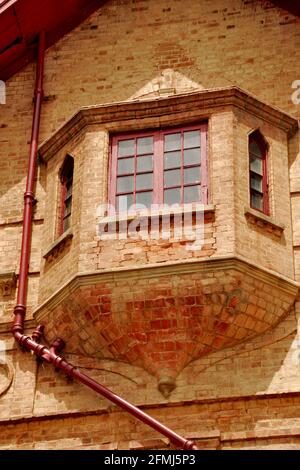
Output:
58 156 74 236
109 123 208 212
249 131 269 215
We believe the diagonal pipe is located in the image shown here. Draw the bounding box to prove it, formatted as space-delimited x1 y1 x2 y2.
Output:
11 31 198 451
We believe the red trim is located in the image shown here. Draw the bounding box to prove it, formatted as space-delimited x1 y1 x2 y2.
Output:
0 0 110 81
12 31 45 328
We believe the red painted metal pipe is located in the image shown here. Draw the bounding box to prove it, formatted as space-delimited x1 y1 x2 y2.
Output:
12 32 198 451
12 31 45 337
14 330 197 450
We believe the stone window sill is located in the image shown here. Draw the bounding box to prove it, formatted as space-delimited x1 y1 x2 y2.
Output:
244 207 285 237
43 228 73 259
98 204 215 233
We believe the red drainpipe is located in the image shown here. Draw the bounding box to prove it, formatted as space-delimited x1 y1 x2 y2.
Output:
12 31 198 451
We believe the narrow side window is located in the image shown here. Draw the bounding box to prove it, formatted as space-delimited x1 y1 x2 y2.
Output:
58 155 74 236
249 130 269 215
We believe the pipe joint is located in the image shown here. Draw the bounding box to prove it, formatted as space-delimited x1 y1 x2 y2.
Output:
35 344 49 360
14 304 26 316
32 325 45 343
183 440 198 450
12 305 26 335
24 191 35 202
50 338 65 355
17 334 30 349
35 88 44 99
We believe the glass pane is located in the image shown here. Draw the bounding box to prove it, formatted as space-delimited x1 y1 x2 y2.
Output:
250 155 263 175
118 157 134 175
137 137 153 155
118 139 135 157
249 141 262 157
164 133 181 151
64 197 72 217
184 185 201 203
184 130 200 149
164 188 181 205
66 183 72 198
136 173 153 190
117 194 134 212
137 155 153 172
117 175 134 193
251 193 263 211
184 166 201 185
250 174 262 192
164 169 181 188
164 151 181 169
136 191 153 208
184 148 201 166
63 215 71 232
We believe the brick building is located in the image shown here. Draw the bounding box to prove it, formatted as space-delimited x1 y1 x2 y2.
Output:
0 0 300 450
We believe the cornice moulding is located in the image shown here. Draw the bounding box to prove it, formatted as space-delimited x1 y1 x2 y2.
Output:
38 86 299 162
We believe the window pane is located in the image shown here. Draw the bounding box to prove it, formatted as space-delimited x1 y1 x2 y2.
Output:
250 155 263 175
136 173 153 190
137 155 153 172
117 175 134 193
164 169 181 188
164 151 181 169
164 188 181 205
184 166 201 185
251 193 263 211
118 139 135 157
118 157 134 175
184 148 201 166
184 185 201 203
64 197 72 217
250 174 263 192
184 130 200 149
249 141 262 157
164 133 181 151
117 194 134 212
66 183 73 198
137 137 153 155
63 215 71 232
136 191 153 208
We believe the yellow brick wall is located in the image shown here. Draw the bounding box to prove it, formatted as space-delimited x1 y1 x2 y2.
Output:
1 0 300 449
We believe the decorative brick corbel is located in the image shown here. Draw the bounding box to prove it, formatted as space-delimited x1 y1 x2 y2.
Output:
0 271 17 297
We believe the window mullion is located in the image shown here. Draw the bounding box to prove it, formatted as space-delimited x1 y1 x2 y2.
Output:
109 138 118 211
181 131 184 204
133 138 137 206
154 131 163 206
201 125 208 204
263 149 269 215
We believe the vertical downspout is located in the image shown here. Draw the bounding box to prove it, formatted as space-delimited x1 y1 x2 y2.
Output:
13 31 45 336
11 33 197 451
